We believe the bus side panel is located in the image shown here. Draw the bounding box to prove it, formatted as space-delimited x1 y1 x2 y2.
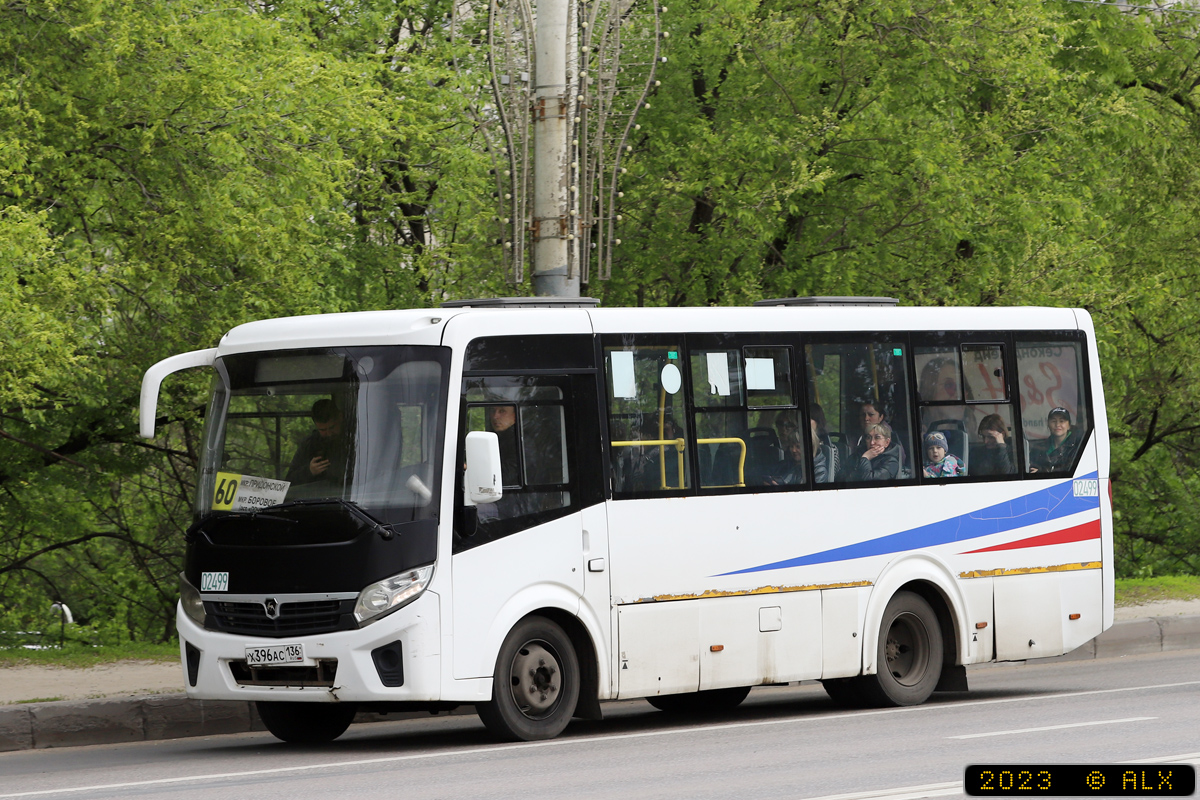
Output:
821 587 862 679
451 513 584 680
959 576 995 663
697 591 822 690
1061 568 1104 653
617 601 699 698
994 573 1065 660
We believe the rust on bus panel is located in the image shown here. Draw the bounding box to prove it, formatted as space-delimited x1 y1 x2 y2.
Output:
637 580 872 604
958 561 1102 579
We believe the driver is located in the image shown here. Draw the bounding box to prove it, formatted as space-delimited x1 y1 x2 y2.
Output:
286 399 350 485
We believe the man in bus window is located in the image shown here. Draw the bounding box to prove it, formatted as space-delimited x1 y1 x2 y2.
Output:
286 399 350 485
487 405 521 487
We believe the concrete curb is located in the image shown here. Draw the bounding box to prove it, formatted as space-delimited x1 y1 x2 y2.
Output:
3 614 1198 753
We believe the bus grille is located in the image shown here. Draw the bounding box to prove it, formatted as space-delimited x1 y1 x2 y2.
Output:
228 659 339 687
205 599 354 637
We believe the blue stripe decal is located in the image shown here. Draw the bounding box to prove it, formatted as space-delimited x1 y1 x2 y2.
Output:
717 472 1101 576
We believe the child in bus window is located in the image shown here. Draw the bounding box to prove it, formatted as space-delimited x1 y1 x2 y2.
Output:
923 431 965 478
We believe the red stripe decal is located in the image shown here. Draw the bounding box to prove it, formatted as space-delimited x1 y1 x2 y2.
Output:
961 520 1101 554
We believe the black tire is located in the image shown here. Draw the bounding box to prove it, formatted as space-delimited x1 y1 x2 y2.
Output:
858 590 944 707
646 686 751 714
255 701 357 743
477 616 580 741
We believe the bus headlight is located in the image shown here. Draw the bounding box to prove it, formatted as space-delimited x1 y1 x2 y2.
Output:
354 566 433 625
179 574 206 627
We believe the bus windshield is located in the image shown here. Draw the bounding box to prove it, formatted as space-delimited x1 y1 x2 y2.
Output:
195 346 450 526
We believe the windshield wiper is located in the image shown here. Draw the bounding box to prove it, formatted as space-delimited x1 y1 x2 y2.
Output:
266 498 397 540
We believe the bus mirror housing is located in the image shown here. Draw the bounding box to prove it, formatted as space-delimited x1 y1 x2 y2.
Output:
139 348 219 438
464 431 503 505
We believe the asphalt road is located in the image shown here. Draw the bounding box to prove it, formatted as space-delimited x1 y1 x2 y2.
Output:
1 651 1197 800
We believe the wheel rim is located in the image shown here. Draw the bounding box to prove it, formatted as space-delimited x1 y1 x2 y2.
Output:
507 640 562 720
884 611 931 687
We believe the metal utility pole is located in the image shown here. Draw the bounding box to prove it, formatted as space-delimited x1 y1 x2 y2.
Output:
453 0 663 297
531 0 579 297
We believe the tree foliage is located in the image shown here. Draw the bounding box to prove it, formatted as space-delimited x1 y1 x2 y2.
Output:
2 0 1199 642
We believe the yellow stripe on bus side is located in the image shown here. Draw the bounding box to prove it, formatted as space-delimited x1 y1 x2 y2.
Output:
958 561 1103 579
628 580 874 604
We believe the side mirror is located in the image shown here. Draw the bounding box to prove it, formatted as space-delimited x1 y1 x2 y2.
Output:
464 431 503 505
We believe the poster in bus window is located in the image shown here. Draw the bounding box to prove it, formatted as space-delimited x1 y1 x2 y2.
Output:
1016 342 1082 441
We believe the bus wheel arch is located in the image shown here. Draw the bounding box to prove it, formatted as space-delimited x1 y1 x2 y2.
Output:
861 555 968 678
537 606 601 721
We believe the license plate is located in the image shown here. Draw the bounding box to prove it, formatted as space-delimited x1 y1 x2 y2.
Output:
245 643 304 667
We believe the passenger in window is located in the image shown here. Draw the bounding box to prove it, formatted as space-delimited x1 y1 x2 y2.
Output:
922 431 966 478
849 400 888 455
974 414 1015 476
767 431 807 485
810 403 840 483
852 421 901 481
1030 407 1080 474
487 405 520 486
774 411 800 447
286 399 350 485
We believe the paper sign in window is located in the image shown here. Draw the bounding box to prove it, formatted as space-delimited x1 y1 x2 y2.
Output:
746 357 776 391
611 351 636 398
706 352 732 396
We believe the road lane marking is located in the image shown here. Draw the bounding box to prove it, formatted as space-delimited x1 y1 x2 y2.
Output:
948 716 1156 739
1 681 1198 798
797 782 963 800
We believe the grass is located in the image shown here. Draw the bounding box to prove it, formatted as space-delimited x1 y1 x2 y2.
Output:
0 641 178 669
1114 574 1200 607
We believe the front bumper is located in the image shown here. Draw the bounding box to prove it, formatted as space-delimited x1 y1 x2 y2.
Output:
175 591 442 703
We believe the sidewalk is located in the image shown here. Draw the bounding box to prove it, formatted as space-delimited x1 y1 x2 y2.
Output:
2 604 1198 752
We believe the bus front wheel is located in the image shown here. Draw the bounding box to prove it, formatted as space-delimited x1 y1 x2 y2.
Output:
860 590 944 707
477 615 580 741
256 701 357 743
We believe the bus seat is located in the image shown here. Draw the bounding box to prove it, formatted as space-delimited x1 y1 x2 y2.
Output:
709 440 745 487
743 427 783 484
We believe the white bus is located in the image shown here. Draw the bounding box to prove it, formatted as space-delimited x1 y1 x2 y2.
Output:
140 297 1112 743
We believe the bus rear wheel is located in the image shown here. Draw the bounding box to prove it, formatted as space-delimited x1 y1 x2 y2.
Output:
477 616 580 742
646 686 751 714
859 590 944 707
255 701 357 743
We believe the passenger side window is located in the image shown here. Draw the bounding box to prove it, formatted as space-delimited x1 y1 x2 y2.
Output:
807 340 913 483
915 342 1017 480
689 345 797 490
1017 340 1090 476
605 341 692 494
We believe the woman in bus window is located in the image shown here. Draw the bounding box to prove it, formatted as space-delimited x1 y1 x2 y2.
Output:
1030 407 1080 474
853 421 901 481
974 413 1015 476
